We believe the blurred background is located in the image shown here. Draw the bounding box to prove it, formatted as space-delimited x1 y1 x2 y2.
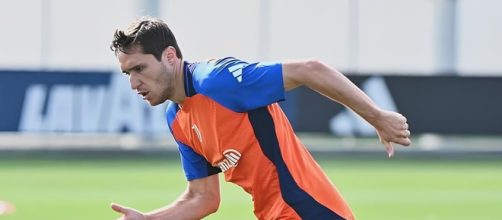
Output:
0 0 501 219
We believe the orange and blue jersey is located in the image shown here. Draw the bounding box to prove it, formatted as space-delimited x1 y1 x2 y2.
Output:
166 57 354 220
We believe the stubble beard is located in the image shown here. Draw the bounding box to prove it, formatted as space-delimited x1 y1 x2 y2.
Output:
155 63 174 105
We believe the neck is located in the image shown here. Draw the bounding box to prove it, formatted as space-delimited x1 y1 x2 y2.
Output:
170 59 187 104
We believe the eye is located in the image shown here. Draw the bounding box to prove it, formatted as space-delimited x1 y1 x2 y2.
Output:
136 65 144 73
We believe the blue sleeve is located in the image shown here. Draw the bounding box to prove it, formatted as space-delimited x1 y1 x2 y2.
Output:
177 141 221 181
192 57 285 112
165 102 221 181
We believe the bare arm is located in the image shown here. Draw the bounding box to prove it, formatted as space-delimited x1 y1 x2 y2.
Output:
111 174 220 220
282 59 411 157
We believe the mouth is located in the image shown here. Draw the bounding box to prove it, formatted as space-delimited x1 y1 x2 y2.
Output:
137 91 150 100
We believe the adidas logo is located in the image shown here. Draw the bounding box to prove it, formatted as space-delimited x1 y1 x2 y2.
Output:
228 63 246 83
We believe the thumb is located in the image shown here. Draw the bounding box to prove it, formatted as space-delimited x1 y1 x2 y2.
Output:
383 140 394 158
111 203 130 214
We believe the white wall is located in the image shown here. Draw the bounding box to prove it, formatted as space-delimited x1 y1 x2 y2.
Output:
0 0 501 75
457 0 502 75
0 0 43 68
357 0 438 74
0 0 139 70
46 0 138 70
268 0 350 70
160 0 261 62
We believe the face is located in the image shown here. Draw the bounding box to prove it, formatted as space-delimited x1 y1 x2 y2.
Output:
117 48 176 106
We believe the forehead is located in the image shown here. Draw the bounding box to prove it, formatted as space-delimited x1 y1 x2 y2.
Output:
117 49 154 70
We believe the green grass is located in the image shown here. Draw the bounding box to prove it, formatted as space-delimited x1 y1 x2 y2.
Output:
0 156 501 220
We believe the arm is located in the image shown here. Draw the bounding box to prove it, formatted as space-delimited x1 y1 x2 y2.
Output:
111 174 220 220
282 59 411 157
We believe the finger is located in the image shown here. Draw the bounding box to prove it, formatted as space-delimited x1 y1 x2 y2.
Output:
392 136 411 146
403 122 409 130
382 140 394 158
398 130 411 138
111 203 129 214
398 137 412 146
399 114 407 123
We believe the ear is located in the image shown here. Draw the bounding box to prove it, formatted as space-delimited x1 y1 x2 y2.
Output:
162 46 178 64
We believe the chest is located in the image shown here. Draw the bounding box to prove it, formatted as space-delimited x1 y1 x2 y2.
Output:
172 95 257 166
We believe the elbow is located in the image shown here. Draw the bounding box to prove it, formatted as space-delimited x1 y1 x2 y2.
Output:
283 58 337 91
203 193 220 214
304 59 330 74
208 203 219 214
198 190 220 214
184 189 220 216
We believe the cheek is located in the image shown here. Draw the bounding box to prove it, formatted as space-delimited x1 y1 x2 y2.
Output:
158 65 171 82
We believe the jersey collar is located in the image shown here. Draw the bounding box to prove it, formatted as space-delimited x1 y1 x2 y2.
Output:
183 61 197 97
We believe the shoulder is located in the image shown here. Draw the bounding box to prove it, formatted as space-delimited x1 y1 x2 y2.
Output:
191 57 247 93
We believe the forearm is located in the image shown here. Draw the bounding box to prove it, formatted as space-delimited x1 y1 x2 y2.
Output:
283 59 411 154
284 60 382 124
145 191 218 220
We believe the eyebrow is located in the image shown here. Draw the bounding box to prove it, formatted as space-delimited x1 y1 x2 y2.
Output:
121 64 141 75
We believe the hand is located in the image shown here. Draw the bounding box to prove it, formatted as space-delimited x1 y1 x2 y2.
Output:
111 203 147 220
0 200 16 216
372 110 411 158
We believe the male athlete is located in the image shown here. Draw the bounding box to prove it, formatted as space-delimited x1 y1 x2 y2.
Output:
110 17 411 220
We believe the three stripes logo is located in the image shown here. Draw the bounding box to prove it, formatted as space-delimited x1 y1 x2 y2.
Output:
217 149 242 172
228 63 246 83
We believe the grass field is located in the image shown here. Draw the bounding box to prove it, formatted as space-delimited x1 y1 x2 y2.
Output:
1 155 501 220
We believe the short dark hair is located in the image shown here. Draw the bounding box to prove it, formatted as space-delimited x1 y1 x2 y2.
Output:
110 17 182 60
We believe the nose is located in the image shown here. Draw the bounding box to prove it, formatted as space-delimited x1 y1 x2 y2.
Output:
129 74 141 90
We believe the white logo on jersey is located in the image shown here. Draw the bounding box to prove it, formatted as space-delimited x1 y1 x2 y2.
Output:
228 63 246 83
192 124 202 142
217 149 241 172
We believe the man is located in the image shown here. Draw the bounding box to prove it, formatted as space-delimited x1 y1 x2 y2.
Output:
110 17 411 220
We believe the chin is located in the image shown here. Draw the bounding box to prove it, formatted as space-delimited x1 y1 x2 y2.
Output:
148 99 165 106
148 100 160 106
